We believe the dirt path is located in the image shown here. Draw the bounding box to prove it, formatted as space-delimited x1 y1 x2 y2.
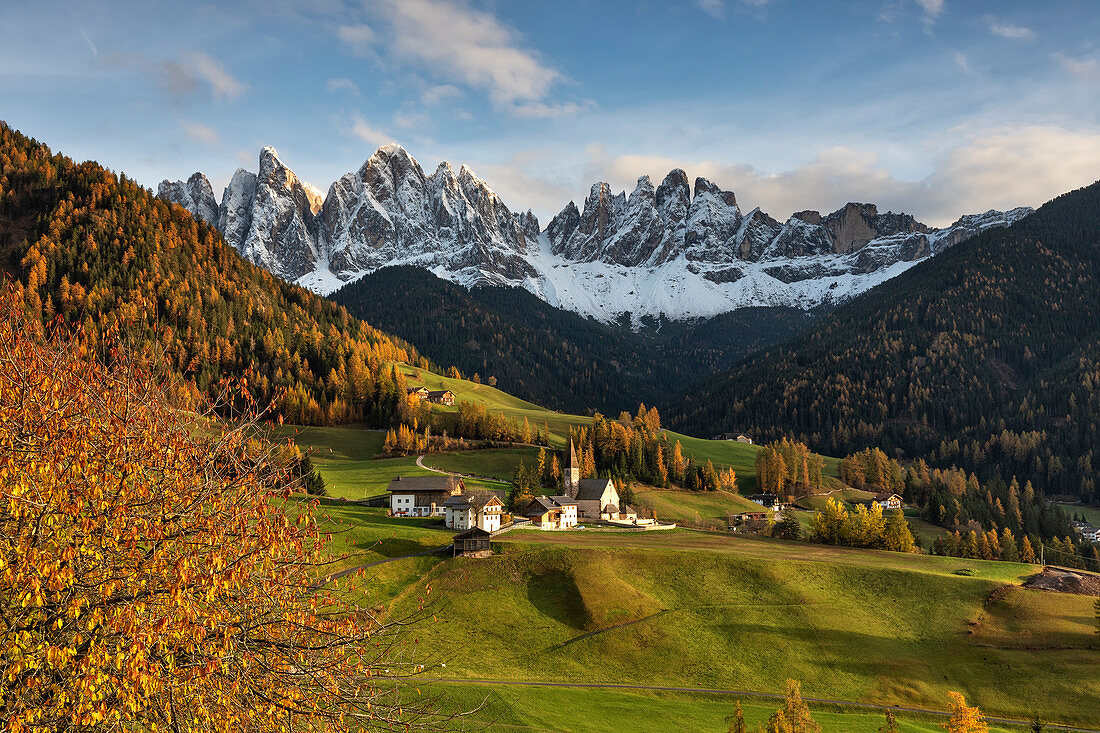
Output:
416 454 456 475
430 678 1099 732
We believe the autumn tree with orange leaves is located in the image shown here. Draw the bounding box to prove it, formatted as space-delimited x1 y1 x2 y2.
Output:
944 691 989 733
0 293 457 732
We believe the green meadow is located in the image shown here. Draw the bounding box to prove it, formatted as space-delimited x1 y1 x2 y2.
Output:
271 384 1100 732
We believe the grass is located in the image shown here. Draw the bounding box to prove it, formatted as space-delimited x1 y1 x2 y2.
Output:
389 529 1099 729
397 363 592 448
435 682 1036 732
1061 503 1100 526
635 488 764 530
421 446 541 481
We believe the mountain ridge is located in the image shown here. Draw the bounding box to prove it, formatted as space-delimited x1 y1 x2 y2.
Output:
663 179 1100 503
159 145 1031 325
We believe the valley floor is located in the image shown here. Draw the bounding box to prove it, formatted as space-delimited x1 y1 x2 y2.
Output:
287 425 1099 732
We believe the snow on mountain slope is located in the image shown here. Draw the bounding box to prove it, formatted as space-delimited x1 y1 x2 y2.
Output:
158 145 1033 326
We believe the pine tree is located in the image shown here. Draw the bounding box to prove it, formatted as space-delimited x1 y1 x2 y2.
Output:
883 508 916 553
878 709 900 733
726 701 747 733
999 527 1020 562
782 679 820 733
1021 535 1037 564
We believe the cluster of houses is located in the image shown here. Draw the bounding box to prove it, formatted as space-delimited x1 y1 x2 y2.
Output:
383 441 654 556
406 386 456 406
1072 518 1100 544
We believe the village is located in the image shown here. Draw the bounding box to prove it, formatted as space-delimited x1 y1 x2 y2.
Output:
384 440 674 557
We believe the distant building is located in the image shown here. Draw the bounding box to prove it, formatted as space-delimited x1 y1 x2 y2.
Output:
872 492 903 511
728 511 771 531
407 386 430 401
452 527 492 558
748 493 785 511
427 390 455 406
386 475 464 517
714 432 753 444
442 492 505 533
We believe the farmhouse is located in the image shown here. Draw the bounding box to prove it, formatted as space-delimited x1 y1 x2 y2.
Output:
386 475 464 517
749 493 785 511
452 527 492 558
406 386 430 400
728 511 771 532
524 495 578 529
442 492 504 533
427 390 455 406
714 432 753 444
873 492 903 511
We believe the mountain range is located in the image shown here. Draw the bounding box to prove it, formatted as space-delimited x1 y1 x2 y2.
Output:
159 146 1031 325
665 179 1100 504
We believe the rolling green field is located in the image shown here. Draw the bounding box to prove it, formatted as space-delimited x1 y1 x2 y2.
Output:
284 425 1100 732
436 682 1036 732
421 446 541 481
385 528 1098 730
269 392 1099 732
635 488 764 530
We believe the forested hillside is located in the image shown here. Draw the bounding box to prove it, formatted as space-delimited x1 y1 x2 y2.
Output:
0 123 434 425
331 266 816 414
666 181 1100 503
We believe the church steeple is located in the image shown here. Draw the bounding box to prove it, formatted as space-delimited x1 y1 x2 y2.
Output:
566 439 581 498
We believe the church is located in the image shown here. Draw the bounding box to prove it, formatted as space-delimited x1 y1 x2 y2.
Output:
559 440 638 522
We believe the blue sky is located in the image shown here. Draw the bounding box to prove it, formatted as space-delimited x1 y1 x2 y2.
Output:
3 0 1100 225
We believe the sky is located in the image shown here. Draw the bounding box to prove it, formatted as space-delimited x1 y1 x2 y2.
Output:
3 0 1100 226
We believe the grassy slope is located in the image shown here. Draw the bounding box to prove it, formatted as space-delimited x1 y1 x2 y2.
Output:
392 531 1098 729
636 488 764 530
421 447 541 481
438 683 1032 732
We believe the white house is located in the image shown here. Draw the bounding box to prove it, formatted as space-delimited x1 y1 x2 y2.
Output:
873 493 903 511
386 475 464 517
442 493 505 533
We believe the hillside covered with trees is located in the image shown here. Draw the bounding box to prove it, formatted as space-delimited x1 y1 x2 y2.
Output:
330 266 816 415
666 180 1100 504
0 123 435 426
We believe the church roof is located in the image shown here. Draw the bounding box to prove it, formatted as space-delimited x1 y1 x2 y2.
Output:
575 478 615 502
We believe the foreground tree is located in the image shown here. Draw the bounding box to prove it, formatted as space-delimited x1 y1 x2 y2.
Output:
878 709 900 733
0 295 453 731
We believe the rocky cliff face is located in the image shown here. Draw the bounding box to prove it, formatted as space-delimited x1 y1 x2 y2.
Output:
158 145 1033 325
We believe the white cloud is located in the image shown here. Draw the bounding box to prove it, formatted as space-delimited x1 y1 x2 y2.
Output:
985 17 1034 40
355 0 568 114
511 99 596 119
694 0 726 20
326 77 361 96
564 126 1100 228
914 0 943 18
1054 53 1099 79
186 52 247 100
421 84 463 105
347 113 395 149
336 24 375 55
393 110 429 129
952 51 971 74
80 29 98 58
181 120 220 144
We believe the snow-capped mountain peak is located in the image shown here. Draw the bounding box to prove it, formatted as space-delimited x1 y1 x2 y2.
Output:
158 145 1033 325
